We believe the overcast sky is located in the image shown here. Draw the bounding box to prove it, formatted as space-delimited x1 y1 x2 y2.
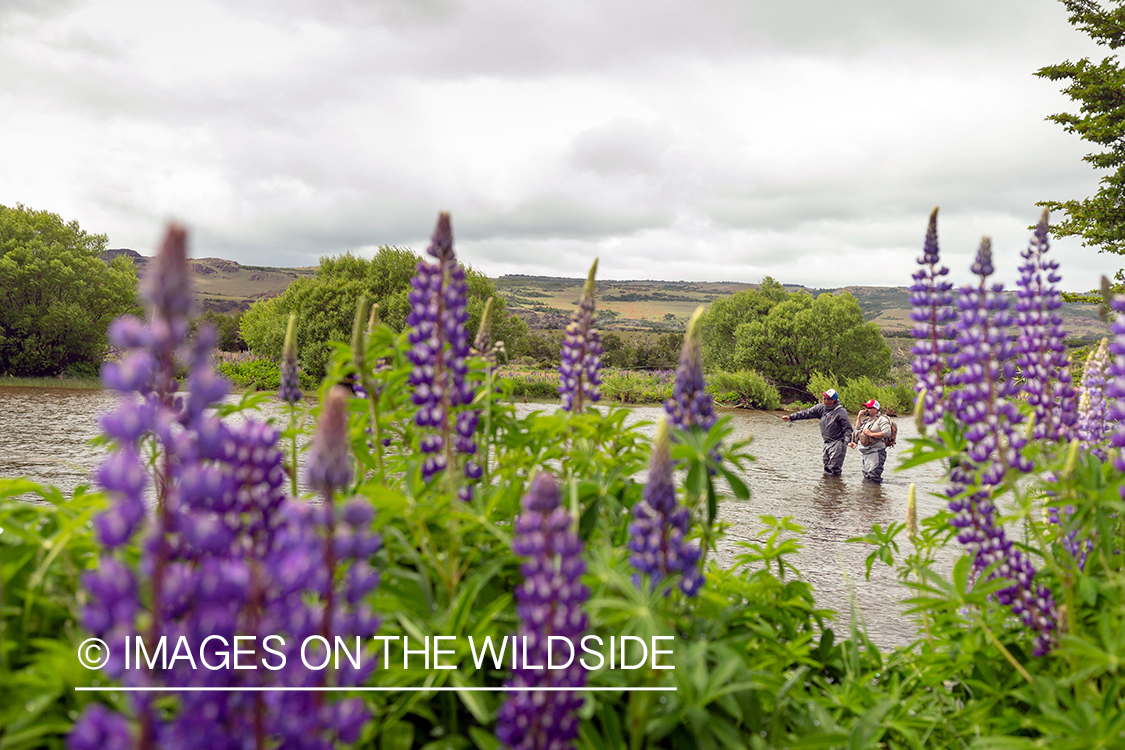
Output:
0 0 1117 290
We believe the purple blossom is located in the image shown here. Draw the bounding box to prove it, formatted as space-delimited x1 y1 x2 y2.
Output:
496 473 588 750
1107 296 1125 484
946 237 1030 486
559 260 603 412
910 207 959 425
628 419 703 595
72 224 379 750
1016 210 1078 442
1077 337 1110 459
1047 504 1092 571
406 213 480 497
664 306 716 432
914 222 1056 656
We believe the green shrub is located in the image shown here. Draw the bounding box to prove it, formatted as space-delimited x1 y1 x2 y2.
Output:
807 371 913 414
707 369 781 410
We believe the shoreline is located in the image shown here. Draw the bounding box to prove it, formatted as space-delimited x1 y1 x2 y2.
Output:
0 376 103 389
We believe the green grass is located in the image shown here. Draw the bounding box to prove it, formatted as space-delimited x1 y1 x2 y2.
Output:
0 376 103 389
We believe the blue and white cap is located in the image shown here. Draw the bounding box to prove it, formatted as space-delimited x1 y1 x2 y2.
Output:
823 389 840 401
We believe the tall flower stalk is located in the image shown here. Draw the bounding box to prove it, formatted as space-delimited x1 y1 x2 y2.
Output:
909 207 958 426
496 473 588 750
913 222 1057 657
1016 210 1078 442
406 212 481 500
279 312 302 495
1077 337 1110 458
558 260 603 412
628 418 703 595
665 306 716 432
71 226 378 750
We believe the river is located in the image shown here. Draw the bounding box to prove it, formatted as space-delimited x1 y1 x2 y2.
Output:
0 385 950 649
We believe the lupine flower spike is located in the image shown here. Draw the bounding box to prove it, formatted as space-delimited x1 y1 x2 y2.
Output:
407 213 481 499
912 221 1057 656
496 473 588 750
558 259 603 411
909 208 958 425
665 305 716 432
279 312 302 403
1016 209 1078 442
73 226 377 750
1106 296 1125 493
628 418 703 595
1077 337 1110 458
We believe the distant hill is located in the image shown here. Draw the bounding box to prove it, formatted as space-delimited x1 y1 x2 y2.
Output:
494 275 1112 342
96 254 1111 343
102 249 316 313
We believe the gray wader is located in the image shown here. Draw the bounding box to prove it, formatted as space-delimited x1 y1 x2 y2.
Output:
860 448 887 483
823 440 847 476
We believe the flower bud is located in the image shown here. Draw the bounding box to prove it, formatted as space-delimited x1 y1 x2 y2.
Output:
906 484 918 542
306 386 353 495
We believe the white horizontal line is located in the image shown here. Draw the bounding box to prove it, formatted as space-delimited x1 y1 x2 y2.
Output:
75 686 675 693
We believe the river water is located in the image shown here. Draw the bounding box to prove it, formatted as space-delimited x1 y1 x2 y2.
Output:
0 386 950 649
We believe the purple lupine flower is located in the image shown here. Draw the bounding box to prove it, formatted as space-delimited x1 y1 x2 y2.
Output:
947 471 1058 655
909 208 959 425
665 305 716 432
1047 504 1092 571
558 260 603 412
279 312 302 404
628 419 703 595
1077 337 1110 459
69 703 133 750
496 473 588 750
1015 210 1078 442
74 224 378 750
918 226 1056 656
406 213 480 498
946 237 1031 485
1107 296 1125 487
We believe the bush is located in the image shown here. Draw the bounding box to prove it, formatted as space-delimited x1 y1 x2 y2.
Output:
0 204 140 375
807 371 913 414
707 369 781 410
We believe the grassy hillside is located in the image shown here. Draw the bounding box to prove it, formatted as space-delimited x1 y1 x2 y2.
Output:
496 275 1111 341
103 249 316 313
103 251 1111 342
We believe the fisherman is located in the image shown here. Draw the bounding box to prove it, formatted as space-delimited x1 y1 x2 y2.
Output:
849 398 893 483
781 389 852 477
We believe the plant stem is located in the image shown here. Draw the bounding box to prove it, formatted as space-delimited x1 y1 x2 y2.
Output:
980 620 1033 684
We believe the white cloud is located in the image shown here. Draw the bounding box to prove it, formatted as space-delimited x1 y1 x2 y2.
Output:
0 0 1116 289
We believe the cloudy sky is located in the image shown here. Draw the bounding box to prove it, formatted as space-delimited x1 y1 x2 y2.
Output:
0 0 1117 289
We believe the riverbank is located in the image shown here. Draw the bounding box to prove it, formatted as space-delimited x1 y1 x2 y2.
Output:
0 375 102 389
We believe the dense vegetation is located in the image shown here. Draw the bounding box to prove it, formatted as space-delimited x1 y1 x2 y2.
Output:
2 213 1124 750
700 276 894 398
0 205 140 377
240 247 528 379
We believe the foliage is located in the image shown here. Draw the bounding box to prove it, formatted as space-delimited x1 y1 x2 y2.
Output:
0 479 107 750
0 204 140 376
189 310 246 352
707 369 782 410
699 276 788 372
240 247 527 378
1036 0 1125 256
733 289 892 392
806 372 914 414
6 213 1125 750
